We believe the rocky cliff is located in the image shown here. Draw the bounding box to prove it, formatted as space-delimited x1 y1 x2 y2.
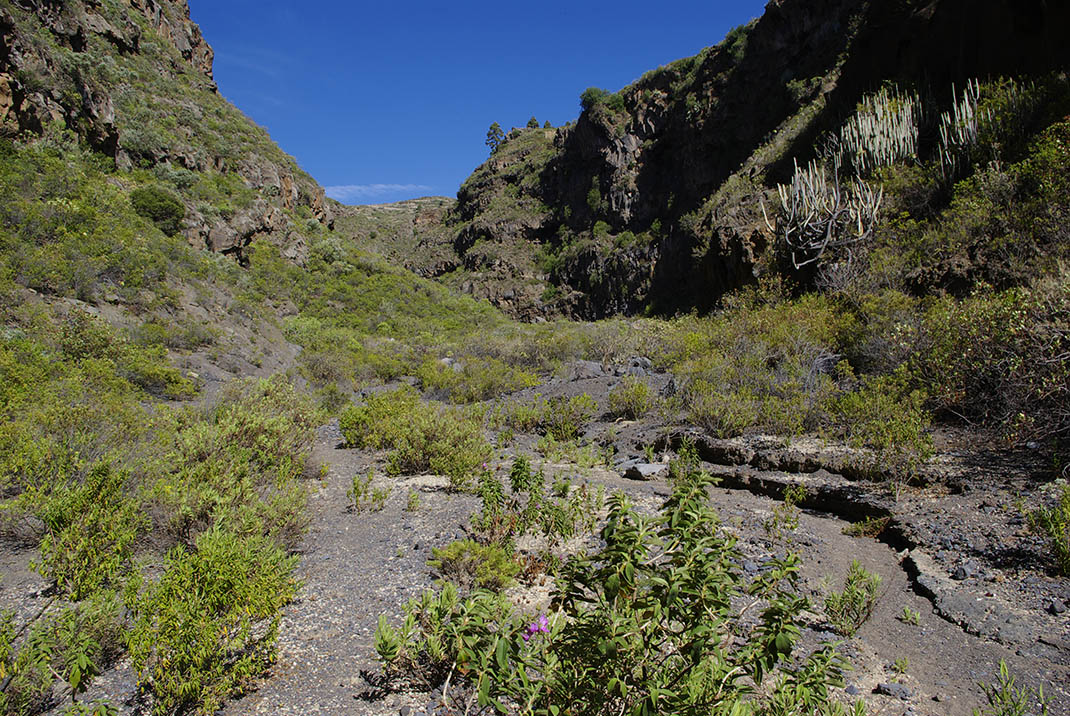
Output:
0 0 330 263
400 0 1070 318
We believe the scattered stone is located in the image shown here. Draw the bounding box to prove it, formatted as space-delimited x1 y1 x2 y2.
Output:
622 463 667 481
743 560 759 574
876 682 913 700
1047 598 1066 615
660 377 678 397
951 560 980 581
400 706 412 716
845 683 861 696
569 360 604 380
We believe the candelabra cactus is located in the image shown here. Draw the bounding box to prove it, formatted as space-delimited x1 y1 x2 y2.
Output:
938 79 989 180
840 86 921 174
762 159 883 270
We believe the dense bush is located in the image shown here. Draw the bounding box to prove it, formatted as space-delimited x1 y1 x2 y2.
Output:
339 386 491 489
828 368 932 483
145 376 317 549
126 528 299 715
428 539 520 592
417 356 539 403
579 87 625 114
676 292 851 438
605 376 656 420
34 463 145 600
129 185 186 236
377 472 864 715
544 393 597 441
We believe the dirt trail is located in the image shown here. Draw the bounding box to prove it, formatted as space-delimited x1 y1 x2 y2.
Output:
221 421 480 716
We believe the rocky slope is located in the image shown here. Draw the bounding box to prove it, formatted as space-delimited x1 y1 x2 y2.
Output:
0 0 330 263
379 0 1070 318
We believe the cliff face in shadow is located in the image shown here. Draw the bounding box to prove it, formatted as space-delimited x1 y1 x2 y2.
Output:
398 0 1069 319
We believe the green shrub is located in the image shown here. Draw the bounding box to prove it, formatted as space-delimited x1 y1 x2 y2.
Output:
676 293 850 438
378 473 863 715
416 356 539 403
489 396 547 434
472 458 602 551
348 470 389 512
544 393 597 441
145 376 316 549
829 368 932 483
0 595 125 716
126 528 299 716
32 463 145 600
428 539 520 592
1026 481 1070 575
580 87 610 112
129 185 186 236
974 660 1050 716
910 278 1069 460
339 386 491 489
605 376 655 420
824 560 883 636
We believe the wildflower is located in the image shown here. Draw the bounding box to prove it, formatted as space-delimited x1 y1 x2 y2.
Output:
523 613 550 642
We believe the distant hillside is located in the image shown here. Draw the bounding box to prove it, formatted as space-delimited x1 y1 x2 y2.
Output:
0 0 329 264
375 0 1070 318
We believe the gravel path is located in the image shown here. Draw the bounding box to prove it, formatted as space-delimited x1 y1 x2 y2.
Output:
222 420 479 716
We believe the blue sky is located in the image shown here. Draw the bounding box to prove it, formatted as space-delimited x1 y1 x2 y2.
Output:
187 1 768 205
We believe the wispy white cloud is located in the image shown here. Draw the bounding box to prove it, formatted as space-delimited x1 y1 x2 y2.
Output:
325 184 434 202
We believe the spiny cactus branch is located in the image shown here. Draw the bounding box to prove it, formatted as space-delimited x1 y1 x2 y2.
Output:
762 159 883 270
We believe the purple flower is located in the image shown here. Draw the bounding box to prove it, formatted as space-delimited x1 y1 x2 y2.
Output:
523 614 550 642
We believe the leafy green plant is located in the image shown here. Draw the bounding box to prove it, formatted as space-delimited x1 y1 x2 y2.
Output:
544 393 597 441
126 527 299 716
1026 480 1070 575
606 376 656 420
973 660 1049 716
339 386 491 490
824 560 883 636
32 463 146 600
417 356 538 403
471 457 601 551
829 368 932 486
129 185 186 236
371 485 391 511
842 516 891 538
0 596 124 716
377 471 865 715
144 376 316 550
764 484 806 541
898 607 921 626
406 488 420 512
348 470 373 512
428 539 521 592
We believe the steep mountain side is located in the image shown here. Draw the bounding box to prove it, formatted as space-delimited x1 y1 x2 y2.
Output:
396 0 1070 318
0 0 330 263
